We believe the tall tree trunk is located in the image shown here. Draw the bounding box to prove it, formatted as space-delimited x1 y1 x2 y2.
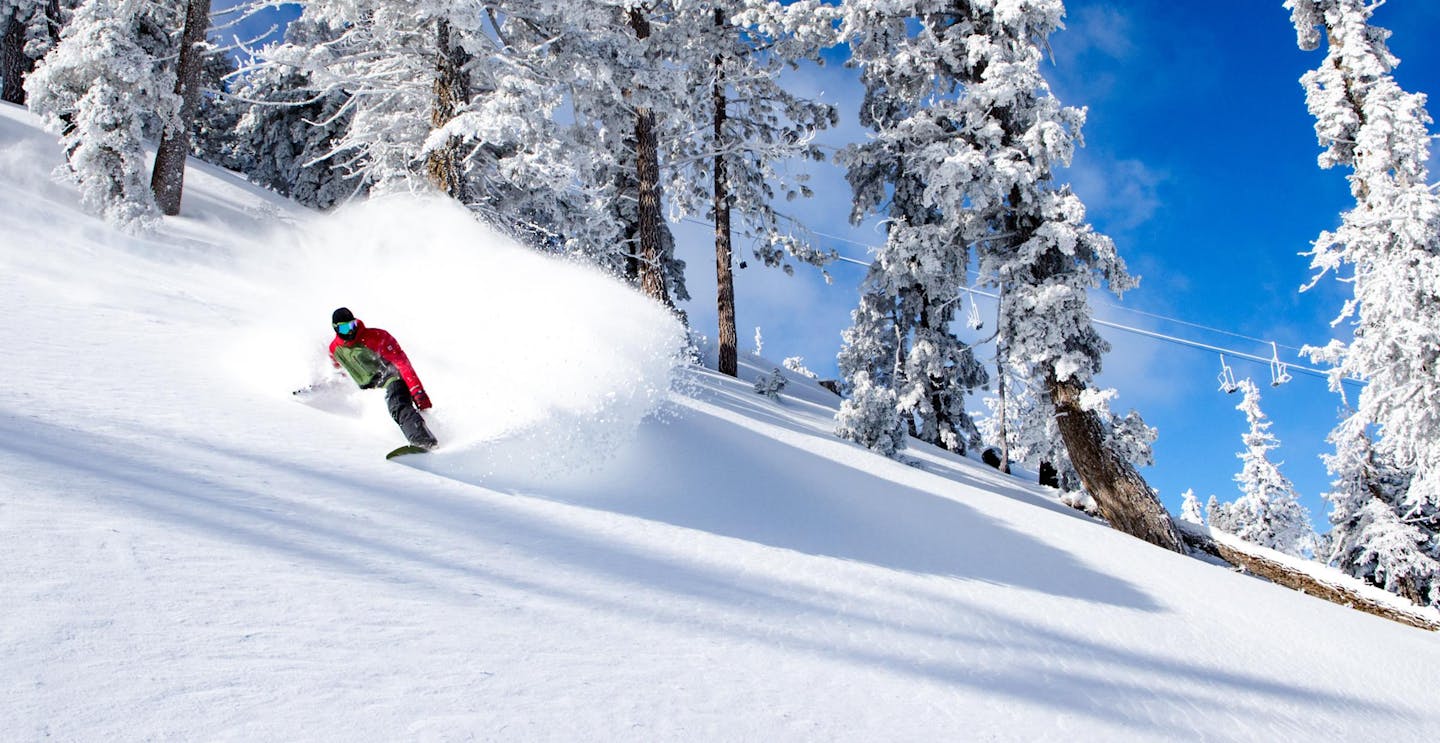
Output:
425 18 470 202
713 10 738 377
627 8 669 306
2 11 28 105
995 283 1011 473
1047 371 1184 552
149 0 211 216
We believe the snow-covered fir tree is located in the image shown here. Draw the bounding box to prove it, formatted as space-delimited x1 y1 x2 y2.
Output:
753 368 787 402
1320 413 1438 606
1179 489 1205 527
835 0 997 456
1208 379 1315 558
188 48 242 172
838 0 1178 549
835 370 906 456
228 18 360 209
250 1 593 249
1287 0 1440 604
532 0 698 303
978 375 1072 483
25 0 180 229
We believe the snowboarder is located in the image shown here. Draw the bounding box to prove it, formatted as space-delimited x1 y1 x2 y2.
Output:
328 307 438 449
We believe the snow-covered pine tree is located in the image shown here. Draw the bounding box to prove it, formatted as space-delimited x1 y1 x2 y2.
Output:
666 0 838 376
1287 0 1440 604
252 1 463 193
25 0 180 229
836 290 904 450
250 1 590 247
530 0 699 304
1 0 64 104
188 45 242 172
835 370 906 456
925 0 1177 549
1179 489 1205 527
837 0 1176 553
1320 413 1438 605
1208 379 1315 557
835 0 994 456
228 18 360 209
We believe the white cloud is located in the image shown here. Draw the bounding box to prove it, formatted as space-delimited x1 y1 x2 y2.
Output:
1061 5 1136 62
1065 152 1166 235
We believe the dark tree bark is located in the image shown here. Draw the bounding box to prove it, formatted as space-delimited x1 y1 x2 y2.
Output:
2 11 28 105
713 10 738 377
150 0 211 216
1047 371 1184 552
424 18 471 202
627 7 670 307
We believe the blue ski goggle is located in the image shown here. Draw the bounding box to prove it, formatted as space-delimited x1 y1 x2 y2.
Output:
335 320 358 335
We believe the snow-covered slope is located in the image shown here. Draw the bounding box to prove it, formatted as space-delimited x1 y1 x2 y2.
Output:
3 103 1438 742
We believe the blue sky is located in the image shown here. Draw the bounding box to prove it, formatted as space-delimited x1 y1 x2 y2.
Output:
674 0 1440 531
227 2 1440 532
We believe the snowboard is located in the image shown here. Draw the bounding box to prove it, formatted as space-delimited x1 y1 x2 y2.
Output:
386 444 431 460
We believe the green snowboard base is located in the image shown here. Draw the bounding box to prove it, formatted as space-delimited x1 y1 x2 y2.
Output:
386 444 431 460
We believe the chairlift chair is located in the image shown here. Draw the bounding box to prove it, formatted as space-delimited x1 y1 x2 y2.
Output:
966 288 984 330
1269 341 1292 387
1218 354 1239 394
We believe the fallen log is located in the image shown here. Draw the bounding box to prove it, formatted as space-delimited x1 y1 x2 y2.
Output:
1177 523 1439 632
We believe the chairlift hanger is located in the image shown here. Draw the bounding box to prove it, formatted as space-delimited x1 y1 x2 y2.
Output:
1270 341 1293 387
966 287 984 330
1218 354 1239 394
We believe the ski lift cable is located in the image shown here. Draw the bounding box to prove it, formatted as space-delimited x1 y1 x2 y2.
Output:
955 285 1353 385
802 226 1308 353
681 220 1348 383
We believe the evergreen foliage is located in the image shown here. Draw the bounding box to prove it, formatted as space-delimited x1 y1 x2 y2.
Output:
228 18 360 209
1288 0 1440 605
834 0 1177 555
753 368 787 402
1179 489 1205 526
835 371 905 457
1207 379 1316 558
25 0 179 229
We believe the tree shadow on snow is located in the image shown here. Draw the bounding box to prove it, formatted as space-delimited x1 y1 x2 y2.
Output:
0 409 1414 736
448 392 1162 612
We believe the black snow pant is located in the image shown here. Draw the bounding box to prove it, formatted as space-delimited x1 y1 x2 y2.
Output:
384 378 437 448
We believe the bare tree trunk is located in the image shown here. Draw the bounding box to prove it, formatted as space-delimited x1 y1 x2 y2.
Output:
628 8 669 306
2 11 28 105
713 11 738 377
150 0 211 216
995 284 1011 473
1048 371 1184 552
424 18 470 202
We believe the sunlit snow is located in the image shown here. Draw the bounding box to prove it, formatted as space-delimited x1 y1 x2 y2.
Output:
3 103 1439 742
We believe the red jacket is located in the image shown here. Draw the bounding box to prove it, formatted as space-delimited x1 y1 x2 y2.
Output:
329 320 426 396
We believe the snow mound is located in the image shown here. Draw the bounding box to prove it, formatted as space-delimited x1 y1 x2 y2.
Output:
222 193 687 471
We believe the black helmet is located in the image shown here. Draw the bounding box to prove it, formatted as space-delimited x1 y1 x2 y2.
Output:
332 307 358 339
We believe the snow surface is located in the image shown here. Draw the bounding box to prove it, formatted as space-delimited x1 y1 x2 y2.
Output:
3 102 1439 741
